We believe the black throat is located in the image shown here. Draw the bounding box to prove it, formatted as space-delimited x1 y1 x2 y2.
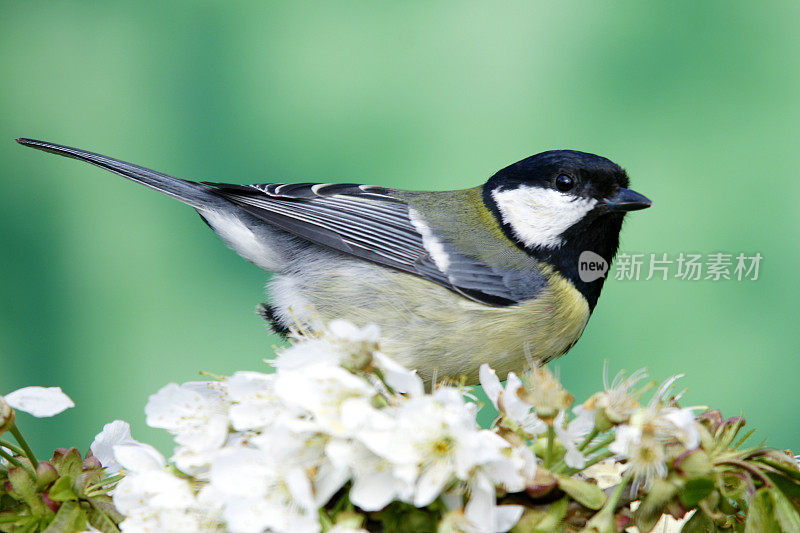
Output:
482 187 624 312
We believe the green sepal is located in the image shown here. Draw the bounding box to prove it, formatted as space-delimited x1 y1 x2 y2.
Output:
75 469 104 498
634 478 679 532
86 504 122 533
755 453 800 482
674 450 713 478
532 496 568 532
556 476 605 510
678 477 715 507
52 448 82 480
41 500 80 533
47 476 78 502
7 466 45 515
89 498 125 526
509 509 547 533
0 503 29 530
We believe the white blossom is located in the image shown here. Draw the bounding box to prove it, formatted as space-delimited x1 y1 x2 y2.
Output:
374 352 424 396
97 320 705 533
359 387 515 507
4 386 74 417
553 409 594 469
582 366 648 427
479 364 546 435
145 381 230 452
210 447 319 533
328 319 380 344
225 371 283 431
274 363 376 436
609 376 700 494
90 420 141 473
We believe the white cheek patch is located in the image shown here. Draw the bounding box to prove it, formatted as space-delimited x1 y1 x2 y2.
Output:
408 209 451 273
491 186 597 248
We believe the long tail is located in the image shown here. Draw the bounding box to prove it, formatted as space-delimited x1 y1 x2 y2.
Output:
16 138 225 210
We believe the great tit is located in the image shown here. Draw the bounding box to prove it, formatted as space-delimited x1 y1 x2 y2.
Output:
16 138 650 383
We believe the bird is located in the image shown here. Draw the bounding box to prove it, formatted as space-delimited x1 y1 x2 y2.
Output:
16 138 650 383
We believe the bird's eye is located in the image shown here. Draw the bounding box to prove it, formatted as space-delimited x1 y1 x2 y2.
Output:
555 174 575 192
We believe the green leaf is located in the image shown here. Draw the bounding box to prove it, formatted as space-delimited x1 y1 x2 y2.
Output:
680 510 714 533
765 471 800 502
556 476 605 510
745 488 782 533
635 479 679 532
679 477 715 507
769 486 800 532
47 476 78 502
41 500 80 533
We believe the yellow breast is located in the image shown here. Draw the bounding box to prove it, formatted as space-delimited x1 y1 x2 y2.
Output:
277 259 591 384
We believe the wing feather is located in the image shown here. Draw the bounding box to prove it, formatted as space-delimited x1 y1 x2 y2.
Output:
205 182 537 306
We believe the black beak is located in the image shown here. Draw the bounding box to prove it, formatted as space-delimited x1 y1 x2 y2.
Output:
600 187 652 212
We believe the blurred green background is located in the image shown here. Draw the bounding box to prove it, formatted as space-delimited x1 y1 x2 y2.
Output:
2 2 799 456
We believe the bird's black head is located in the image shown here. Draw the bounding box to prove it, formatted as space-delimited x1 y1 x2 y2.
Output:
482 150 651 310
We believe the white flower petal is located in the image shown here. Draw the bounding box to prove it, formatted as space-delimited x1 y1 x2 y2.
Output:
610 424 641 456
314 462 350 506
374 352 424 396
493 505 525 532
479 364 503 409
222 496 274 533
554 411 587 469
329 319 380 343
90 420 139 473
663 408 700 449
414 461 454 507
210 448 271 498
350 470 398 511
113 442 166 473
464 483 494 532
286 467 317 513
5 386 74 417
502 373 533 423
113 469 194 515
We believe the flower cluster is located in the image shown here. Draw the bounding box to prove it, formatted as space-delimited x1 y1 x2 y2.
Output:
0 387 123 531
99 321 536 533
5 321 800 533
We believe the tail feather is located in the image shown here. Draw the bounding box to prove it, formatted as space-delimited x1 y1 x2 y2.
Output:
16 138 223 210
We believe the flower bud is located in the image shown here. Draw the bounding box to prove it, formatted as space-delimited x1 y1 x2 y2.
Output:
0 395 15 435
437 510 470 533
36 461 58 489
333 510 365 529
518 367 572 421
695 410 723 433
42 492 61 513
673 449 712 478
525 468 558 498
592 407 614 432
82 455 103 471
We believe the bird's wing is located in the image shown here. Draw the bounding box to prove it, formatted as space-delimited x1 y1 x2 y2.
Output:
204 181 537 306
